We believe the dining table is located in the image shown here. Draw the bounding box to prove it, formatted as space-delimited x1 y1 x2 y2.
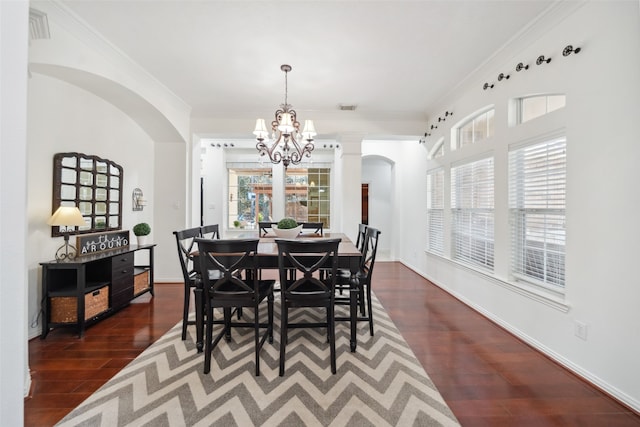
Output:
192 232 363 354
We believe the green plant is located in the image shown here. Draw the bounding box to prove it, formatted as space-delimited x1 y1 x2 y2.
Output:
233 220 241 228
133 222 151 236
277 218 298 229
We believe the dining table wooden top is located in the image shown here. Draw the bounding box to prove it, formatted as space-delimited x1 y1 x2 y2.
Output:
239 232 362 258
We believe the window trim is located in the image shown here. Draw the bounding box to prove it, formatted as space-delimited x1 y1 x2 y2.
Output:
508 135 567 291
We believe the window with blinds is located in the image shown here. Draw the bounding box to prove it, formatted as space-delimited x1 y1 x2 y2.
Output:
451 157 495 270
427 169 444 255
509 137 566 289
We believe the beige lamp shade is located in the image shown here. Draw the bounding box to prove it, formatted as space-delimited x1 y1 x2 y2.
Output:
47 206 86 227
277 113 295 133
301 120 317 140
253 118 269 139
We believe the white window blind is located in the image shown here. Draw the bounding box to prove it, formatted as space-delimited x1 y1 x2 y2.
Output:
509 137 566 289
451 157 494 270
427 169 444 255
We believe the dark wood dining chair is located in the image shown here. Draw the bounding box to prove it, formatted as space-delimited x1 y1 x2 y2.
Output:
258 222 278 236
301 222 324 236
173 227 204 342
195 238 275 376
335 226 381 336
355 223 368 252
200 224 220 239
275 238 341 376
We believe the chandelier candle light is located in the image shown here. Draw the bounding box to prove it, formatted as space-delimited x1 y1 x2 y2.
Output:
254 64 316 168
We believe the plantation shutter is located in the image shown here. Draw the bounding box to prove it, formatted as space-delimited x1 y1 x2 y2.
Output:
509 137 566 288
427 169 444 255
451 156 494 270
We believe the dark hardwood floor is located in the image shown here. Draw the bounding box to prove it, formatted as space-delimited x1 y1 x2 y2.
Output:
25 262 640 426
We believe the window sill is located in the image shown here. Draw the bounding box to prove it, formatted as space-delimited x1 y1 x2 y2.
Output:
425 250 570 313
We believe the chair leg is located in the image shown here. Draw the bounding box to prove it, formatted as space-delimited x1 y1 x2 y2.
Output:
194 287 204 352
328 303 336 374
279 303 287 376
182 284 190 340
204 302 214 374
254 306 260 376
268 292 274 343
223 307 232 341
366 284 374 336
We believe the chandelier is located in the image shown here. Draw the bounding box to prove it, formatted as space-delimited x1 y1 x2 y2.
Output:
254 64 316 168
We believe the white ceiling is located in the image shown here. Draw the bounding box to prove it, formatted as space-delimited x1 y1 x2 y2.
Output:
58 0 556 122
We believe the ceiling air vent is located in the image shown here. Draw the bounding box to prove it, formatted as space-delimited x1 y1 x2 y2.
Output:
339 104 357 111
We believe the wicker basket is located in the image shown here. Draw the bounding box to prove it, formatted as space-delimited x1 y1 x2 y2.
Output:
50 285 109 323
134 270 150 295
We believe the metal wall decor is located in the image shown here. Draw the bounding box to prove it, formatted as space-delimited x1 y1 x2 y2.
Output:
132 188 146 211
516 62 529 72
563 44 581 56
536 55 552 65
419 111 452 144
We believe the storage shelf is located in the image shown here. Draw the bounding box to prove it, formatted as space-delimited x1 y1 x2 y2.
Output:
48 281 110 297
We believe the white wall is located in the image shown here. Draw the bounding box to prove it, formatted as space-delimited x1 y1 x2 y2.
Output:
408 1 640 410
361 156 393 259
26 73 156 339
0 1 29 425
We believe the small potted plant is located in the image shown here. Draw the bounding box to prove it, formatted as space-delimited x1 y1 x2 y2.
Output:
133 222 151 246
272 218 302 238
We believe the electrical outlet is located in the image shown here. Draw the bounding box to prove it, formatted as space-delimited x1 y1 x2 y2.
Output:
574 320 588 341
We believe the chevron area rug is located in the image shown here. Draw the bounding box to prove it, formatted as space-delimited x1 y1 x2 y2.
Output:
55 294 460 427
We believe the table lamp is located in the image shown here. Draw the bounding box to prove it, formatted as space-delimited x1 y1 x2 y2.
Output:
48 206 86 261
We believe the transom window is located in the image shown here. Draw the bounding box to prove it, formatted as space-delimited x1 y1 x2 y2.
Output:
509 137 566 289
456 108 495 149
451 156 495 270
519 94 565 123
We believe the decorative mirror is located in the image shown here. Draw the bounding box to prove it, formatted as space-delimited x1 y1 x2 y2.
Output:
51 152 123 237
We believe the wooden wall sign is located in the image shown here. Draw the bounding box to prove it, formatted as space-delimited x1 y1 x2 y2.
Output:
76 230 130 256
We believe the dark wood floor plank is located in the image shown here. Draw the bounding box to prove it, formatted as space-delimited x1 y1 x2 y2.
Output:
24 265 640 426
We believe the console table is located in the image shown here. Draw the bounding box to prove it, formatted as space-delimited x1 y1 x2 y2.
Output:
40 244 155 338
